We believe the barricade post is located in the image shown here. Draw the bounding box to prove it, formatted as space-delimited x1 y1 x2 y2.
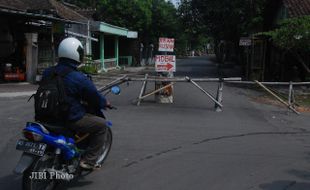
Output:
137 74 149 106
215 79 224 112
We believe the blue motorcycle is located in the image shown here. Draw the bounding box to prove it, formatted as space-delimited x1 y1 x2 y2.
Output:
14 86 121 190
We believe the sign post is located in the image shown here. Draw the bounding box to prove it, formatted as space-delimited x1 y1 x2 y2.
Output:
239 37 252 79
239 37 252 47
158 37 175 52
155 55 176 72
155 37 176 103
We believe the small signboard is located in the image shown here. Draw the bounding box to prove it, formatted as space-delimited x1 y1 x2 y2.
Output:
239 37 252 46
158 38 175 52
155 55 176 72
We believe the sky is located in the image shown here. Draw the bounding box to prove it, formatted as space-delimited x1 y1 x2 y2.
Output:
172 0 180 4
168 0 180 6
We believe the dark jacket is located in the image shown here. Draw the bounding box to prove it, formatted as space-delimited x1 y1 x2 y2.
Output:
42 58 107 122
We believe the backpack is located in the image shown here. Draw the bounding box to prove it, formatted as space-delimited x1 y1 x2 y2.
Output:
33 67 73 123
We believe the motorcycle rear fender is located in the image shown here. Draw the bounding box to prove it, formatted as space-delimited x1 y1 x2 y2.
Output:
13 153 36 174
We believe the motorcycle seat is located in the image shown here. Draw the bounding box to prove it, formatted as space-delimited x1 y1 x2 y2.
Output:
43 123 74 137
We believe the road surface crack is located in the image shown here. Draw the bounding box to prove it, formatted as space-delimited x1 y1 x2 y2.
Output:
192 131 310 145
122 146 182 168
122 131 310 169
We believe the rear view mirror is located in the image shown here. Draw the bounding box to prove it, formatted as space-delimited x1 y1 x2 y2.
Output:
111 86 121 95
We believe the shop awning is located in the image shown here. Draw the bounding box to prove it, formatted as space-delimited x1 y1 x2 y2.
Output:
91 21 138 38
65 30 98 41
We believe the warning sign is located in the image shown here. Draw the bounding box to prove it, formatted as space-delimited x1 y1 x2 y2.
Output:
239 37 252 46
158 38 175 52
155 55 176 72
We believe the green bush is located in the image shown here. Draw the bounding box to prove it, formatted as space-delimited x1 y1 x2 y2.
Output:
78 55 98 74
78 64 98 74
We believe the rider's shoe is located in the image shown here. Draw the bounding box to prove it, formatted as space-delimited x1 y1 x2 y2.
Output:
93 164 102 170
79 160 95 170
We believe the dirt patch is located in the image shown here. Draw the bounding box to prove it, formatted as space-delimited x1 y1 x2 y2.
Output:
251 95 310 113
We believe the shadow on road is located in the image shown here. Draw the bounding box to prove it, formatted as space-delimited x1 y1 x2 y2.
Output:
57 177 94 190
0 174 22 190
260 168 310 190
0 174 93 190
288 169 310 181
260 180 310 190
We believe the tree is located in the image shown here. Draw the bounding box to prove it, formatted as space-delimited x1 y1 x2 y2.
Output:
95 0 153 35
66 0 189 57
185 0 267 61
93 0 181 45
264 16 310 52
263 16 310 74
150 0 179 42
177 0 208 54
191 0 266 41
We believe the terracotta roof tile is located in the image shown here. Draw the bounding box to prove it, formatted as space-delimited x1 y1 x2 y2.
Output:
0 0 27 11
284 0 310 17
49 0 87 22
0 0 87 22
75 9 95 20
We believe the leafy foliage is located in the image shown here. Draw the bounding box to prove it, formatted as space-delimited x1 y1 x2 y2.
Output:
150 0 179 42
95 0 152 33
67 0 193 55
191 0 267 41
78 65 98 74
176 0 210 53
93 0 179 44
78 55 98 74
263 16 310 52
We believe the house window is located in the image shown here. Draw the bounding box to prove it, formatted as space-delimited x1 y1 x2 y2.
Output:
277 6 288 21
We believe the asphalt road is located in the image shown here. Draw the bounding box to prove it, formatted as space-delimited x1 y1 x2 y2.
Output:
1 56 310 190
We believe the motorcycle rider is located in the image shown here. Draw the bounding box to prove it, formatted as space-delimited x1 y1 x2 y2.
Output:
42 37 109 169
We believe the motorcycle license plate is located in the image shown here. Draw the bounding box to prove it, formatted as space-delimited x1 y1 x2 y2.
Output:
16 139 47 156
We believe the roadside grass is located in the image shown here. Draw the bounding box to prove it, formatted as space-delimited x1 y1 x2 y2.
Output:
250 90 310 113
296 95 310 106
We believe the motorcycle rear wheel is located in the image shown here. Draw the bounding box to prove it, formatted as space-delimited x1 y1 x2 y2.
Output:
95 128 113 166
23 154 58 190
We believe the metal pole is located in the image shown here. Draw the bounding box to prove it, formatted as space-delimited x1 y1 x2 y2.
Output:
226 81 310 85
215 80 224 112
140 43 144 66
100 34 105 72
86 20 91 55
254 80 300 115
186 76 223 108
98 75 128 92
115 36 119 68
139 83 175 100
137 74 149 106
128 77 242 82
246 46 249 79
292 87 296 105
92 75 242 82
51 25 55 65
288 81 293 106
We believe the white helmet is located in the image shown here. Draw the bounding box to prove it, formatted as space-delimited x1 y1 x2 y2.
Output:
58 37 84 63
